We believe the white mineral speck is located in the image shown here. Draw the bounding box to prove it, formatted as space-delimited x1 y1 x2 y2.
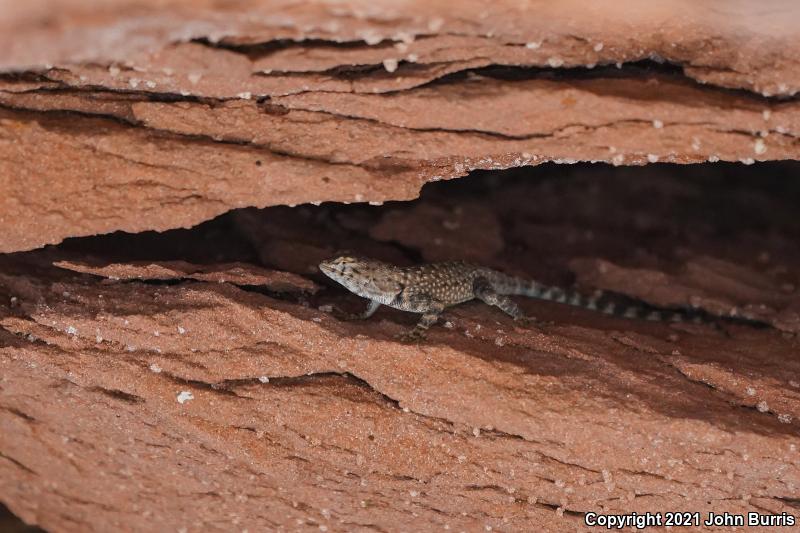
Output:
382 58 399 73
149 363 162 373
361 30 382 45
494 337 505 347
741 157 755 165
427 17 444 31
525 41 541 50
647 154 659 163
406 53 419 63
547 57 564 67
652 119 664 129
409 490 419 497
237 92 252 99
472 427 480 437
745 386 756 396
187 72 202 85
754 138 766 155
318 304 334 313
108 65 120 76
66 325 78 336
259 376 270 383
708 155 720 163
145 80 156 89
778 413 792 424
395 31 414 44
762 109 771 121
756 401 769 412
177 391 194 404
177 326 186 334
153 330 160 337
593 42 604 52
96 334 103 343
129 78 140 88
790 380 800 388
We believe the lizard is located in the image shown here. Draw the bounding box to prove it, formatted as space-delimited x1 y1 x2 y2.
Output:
319 255 714 340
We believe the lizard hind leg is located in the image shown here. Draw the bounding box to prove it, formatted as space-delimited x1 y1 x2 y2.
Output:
473 277 526 321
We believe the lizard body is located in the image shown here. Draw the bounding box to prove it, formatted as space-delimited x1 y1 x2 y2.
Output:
319 256 707 338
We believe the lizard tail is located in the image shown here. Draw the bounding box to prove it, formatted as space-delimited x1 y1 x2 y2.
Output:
513 279 707 324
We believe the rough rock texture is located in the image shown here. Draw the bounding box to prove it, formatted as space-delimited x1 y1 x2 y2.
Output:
2 1 800 251
2 2 800 531
2 165 799 532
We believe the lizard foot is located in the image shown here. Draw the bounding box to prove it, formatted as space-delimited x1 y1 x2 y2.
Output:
395 328 427 342
329 307 366 322
338 312 366 322
515 315 552 328
514 315 534 327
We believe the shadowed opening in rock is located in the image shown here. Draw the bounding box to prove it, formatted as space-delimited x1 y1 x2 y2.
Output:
2 162 800 533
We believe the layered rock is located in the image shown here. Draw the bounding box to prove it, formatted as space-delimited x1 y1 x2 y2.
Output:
2 165 800 532
2 1 800 251
2 2 800 532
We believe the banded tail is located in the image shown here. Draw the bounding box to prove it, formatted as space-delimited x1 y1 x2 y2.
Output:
493 273 709 324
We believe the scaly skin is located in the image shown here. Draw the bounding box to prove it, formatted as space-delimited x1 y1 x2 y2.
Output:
319 256 709 339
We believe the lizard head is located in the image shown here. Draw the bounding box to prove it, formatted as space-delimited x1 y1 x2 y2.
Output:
319 256 403 303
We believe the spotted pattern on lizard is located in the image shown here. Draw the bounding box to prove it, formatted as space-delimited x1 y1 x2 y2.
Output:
319 256 711 339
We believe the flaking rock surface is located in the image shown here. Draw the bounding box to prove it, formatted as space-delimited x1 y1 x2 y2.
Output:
1 165 799 532
2 1 800 251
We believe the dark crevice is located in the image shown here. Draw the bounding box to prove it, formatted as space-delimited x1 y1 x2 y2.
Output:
1 406 36 423
0 502 45 533
0 452 37 475
176 37 800 102
88 386 145 404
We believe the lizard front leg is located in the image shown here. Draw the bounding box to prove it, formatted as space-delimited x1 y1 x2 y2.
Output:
357 299 381 319
334 299 381 321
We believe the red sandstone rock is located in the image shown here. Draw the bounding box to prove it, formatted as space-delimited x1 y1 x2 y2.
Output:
2 166 800 532
53 260 319 292
2 3 800 532
2 1 800 252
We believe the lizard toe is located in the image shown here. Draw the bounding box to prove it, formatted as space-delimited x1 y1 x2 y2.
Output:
395 328 427 342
